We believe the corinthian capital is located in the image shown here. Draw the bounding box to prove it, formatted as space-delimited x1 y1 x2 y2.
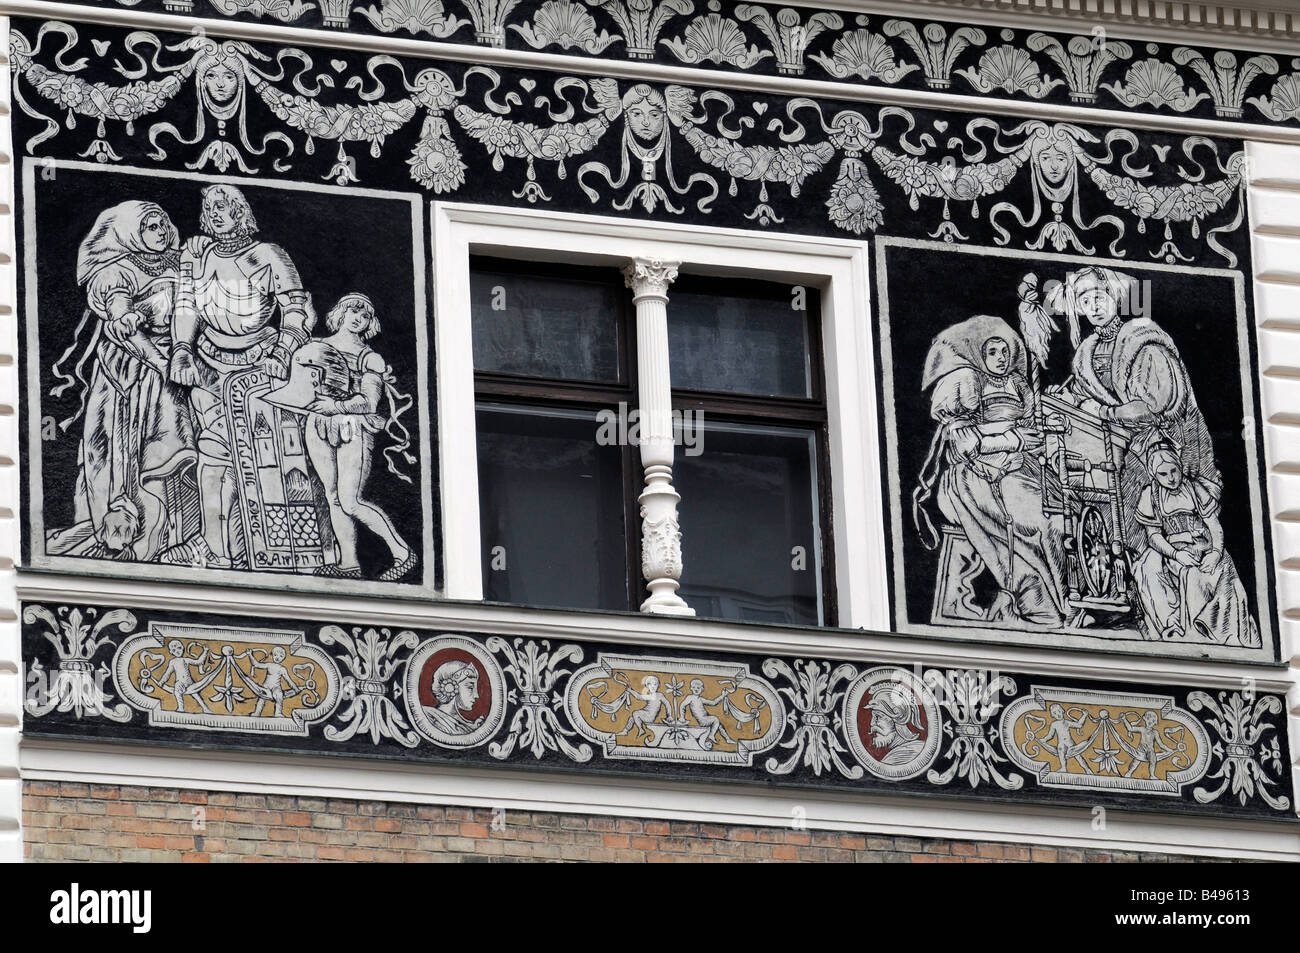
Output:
622 258 680 301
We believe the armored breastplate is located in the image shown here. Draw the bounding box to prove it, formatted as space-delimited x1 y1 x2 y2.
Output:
194 250 276 337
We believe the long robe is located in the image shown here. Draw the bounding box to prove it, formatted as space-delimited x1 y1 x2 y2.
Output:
47 251 196 560
920 315 1066 626
1131 479 1260 647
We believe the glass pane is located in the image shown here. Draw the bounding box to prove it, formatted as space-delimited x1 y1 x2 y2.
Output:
477 404 627 610
674 421 822 625
470 261 622 382
668 277 813 397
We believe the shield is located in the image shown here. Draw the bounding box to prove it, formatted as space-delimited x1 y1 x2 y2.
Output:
223 366 330 573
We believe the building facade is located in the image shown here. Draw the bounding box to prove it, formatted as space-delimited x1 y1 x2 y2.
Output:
3 0 1300 862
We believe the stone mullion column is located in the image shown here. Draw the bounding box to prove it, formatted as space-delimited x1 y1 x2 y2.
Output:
623 260 694 617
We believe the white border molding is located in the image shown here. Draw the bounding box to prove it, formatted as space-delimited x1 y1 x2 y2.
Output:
431 202 888 626
1246 139 1300 818
0 14 23 864
20 739 1300 861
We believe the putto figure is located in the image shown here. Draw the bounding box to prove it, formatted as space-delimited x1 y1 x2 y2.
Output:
163 184 316 569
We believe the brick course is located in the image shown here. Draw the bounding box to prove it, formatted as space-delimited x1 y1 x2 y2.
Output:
22 781 1214 863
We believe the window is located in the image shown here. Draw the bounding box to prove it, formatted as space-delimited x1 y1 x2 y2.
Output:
470 258 639 611
468 259 831 624
432 204 887 631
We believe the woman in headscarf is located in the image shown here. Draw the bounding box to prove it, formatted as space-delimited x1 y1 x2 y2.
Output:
1131 442 1259 646
46 200 197 561
914 314 1067 626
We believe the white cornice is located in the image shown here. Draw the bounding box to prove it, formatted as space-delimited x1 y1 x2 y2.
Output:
834 0 1300 46
6 1 1300 146
22 739 1300 860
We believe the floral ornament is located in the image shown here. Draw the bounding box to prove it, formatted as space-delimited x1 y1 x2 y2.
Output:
1247 63 1300 122
356 0 470 37
1102 57 1209 112
1081 138 1244 263
809 17 918 83
1026 32 1133 104
408 115 467 192
680 123 833 201
762 658 863 779
511 0 621 54
872 123 1024 242
318 625 421 747
249 54 423 158
925 669 1023 790
956 43 1063 99
586 0 693 59
826 157 883 234
1173 47 1279 119
883 20 986 90
457 76 619 201
210 0 315 24
661 1 771 69
487 637 593 761
1188 691 1291 811
23 604 134 723
9 22 189 154
734 4 843 76
462 0 526 47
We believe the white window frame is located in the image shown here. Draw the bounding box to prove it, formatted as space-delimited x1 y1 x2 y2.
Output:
430 201 889 629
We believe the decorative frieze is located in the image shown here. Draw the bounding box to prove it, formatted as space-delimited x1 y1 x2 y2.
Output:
20 600 1297 819
49 1 1300 128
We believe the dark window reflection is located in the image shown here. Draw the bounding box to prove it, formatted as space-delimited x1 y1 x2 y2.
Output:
477 404 627 610
668 276 813 398
674 421 822 625
470 261 622 382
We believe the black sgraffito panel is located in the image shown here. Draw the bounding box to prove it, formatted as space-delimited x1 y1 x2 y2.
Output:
55 0 1300 131
19 600 1297 820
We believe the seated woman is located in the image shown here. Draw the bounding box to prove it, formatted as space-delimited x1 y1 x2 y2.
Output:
1131 443 1259 646
915 314 1066 626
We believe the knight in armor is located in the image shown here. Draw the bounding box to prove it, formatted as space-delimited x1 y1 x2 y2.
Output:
162 184 316 568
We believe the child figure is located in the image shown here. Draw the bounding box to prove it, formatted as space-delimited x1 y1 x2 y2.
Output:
1131 443 1258 646
301 293 416 581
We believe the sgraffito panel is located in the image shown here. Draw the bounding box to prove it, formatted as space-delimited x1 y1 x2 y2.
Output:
20 601 1297 818
878 240 1271 661
20 159 435 593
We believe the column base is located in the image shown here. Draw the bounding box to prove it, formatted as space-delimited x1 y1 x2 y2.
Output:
641 599 697 617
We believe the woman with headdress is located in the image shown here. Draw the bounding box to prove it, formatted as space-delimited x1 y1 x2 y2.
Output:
1048 265 1218 486
1131 442 1258 646
914 314 1067 626
46 201 196 561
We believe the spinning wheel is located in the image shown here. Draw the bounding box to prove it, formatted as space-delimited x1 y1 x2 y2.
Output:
1076 505 1113 598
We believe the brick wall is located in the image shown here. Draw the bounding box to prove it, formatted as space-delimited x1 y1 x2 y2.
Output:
21 781 1215 863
